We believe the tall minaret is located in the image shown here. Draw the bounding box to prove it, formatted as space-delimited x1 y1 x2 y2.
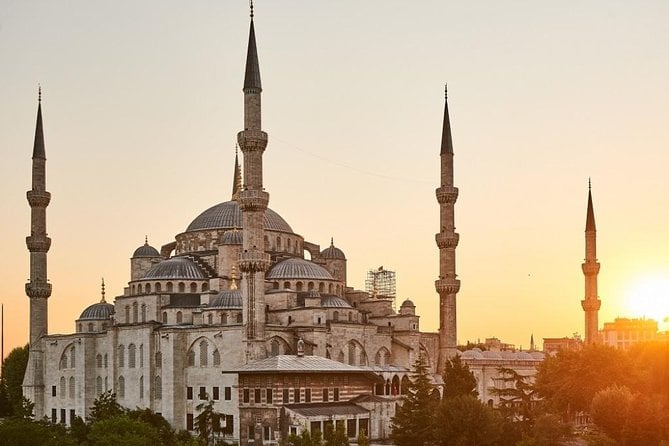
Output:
581 180 601 344
435 86 460 370
237 5 270 362
23 87 51 418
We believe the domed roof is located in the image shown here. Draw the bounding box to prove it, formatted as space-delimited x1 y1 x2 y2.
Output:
79 302 114 320
401 299 415 307
133 239 160 258
267 258 334 280
142 257 206 280
321 295 352 308
321 238 346 260
208 289 243 308
186 201 293 234
220 229 243 245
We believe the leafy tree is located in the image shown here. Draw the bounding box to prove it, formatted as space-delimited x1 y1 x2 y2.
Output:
589 385 633 442
13 395 35 419
70 415 90 445
516 413 572 446
128 408 179 446
324 422 349 446
194 397 223 446
432 395 501 446
490 367 537 428
390 355 438 446
1 344 29 415
88 414 162 446
88 390 124 422
356 429 370 446
442 354 478 399
0 417 77 446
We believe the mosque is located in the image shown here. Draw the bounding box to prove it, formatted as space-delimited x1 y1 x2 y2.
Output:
22 9 546 445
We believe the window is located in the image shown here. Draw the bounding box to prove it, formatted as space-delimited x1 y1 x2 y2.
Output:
264 425 271 441
293 388 300 403
69 377 75 398
224 387 231 401
207 314 213 325
162 312 167 323
347 419 357 438
133 302 138 322
305 388 311 403
118 376 125 398
141 304 146 322
128 344 136 368
255 388 261 404
60 408 66 424
178 282 185 293
139 344 144 367
213 349 221 366
104 354 108 368
236 314 242 323
118 345 125 367
200 340 208 367
213 386 219 400
167 282 173 292
266 388 272 404
199 386 207 400
333 388 340 402
51 408 57 423
96 354 102 368
125 305 130 323
186 413 194 431
96 376 102 395
105 377 108 391
88 323 94 332
70 347 76 368
155 376 162 400
221 313 227 324
283 388 290 403
248 425 254 440
224 415 234 435
243 389 250 403
139 376 144 399
187 386 193 400
190 282 197 293
51 385 56 397
323 388 329 402
176 311 183 324
60 377 65 397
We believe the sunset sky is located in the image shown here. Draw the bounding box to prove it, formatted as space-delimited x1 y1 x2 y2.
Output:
1 1 669 358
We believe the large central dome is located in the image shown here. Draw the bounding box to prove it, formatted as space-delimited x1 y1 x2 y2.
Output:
186 201 294 234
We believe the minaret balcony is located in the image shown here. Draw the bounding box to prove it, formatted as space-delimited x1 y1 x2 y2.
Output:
435 232 459 249
25 281 52 299
238 249 271 273
581 298 601 311
581 262 600 275
435 278 460 295
26 190 51 207
26 236 51 253
237 130 268 152
436 186 458 204
239 190 269 212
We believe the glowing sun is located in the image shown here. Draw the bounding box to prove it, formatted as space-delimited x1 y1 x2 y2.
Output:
624 275 669 330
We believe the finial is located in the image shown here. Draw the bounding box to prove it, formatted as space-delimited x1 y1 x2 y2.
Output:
145 235 149 245
249 0 254 18
235 143 239 156
444 83 448 99
330 237 334 246
101 277 106 303
230 264 238 290
38 84 42 103
588 177 591 192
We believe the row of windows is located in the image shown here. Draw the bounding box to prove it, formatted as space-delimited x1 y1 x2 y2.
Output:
186 413 234 433
271 280 342 294
308 418 369 439
132 281 208 296
187 340 221 367
77 321 109 332
186 386 231 401
242 387 340 405
54 377 76 399
118 343 145 368
51 408 76 425
202 312 243 325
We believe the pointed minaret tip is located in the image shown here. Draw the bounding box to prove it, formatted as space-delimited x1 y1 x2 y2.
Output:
586 179 596 232
100 277 106 303
232 146 243 200
33 86 46 159
440 84 453 155
243 3 262 93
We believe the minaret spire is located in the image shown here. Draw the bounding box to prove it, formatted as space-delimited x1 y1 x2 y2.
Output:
581 180 601 344
232 145 243 200
435 85 460 370
237 7 270 362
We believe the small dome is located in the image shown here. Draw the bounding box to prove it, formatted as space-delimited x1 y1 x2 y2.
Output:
133 239 160 258
79 302 114 320
209 289 243 308
321 295 352 308
267 258 334 280
142 257 206 280
186 201 293 234
401 299 415 307
220 229 243 245
320 238 346 260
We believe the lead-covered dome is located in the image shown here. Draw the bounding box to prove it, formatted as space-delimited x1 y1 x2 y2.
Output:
220 229 243 245
321 239 346 260
133 240 160 258
267 258 334 280
142 257 206 280
186 201 293 234
321 295 352 308
208 289 243 308
79 302 114 320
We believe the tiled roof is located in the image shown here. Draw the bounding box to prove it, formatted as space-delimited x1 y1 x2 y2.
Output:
142 257 206 280
79 302 114 320
186 201 293 233
267 258 333 280
224 355 370 374
208 290 242 309
284 402 369 417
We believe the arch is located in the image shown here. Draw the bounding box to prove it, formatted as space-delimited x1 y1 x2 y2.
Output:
145 283 151 294
207 313 213 325
202 282 209 292
375 347 391 366
296 281 303 292
308 282 314 291
155 376 162 400
162 312 167 323
276 236 282 249
118 376 125 398
88 322 94 332
96 376 103 395
59 376 65 398
221 313 227 324
96 354 102 368
347 340 366 366
178 282 185 293
128 344 136 368
273 282 279 290
118 345 125 367
319 282 324 293
155 351 162 368
283 281 290 289
155 282 162 293
400 375 410 395
336 284 341 295
328 283 333 293
141 304 146 323
132 302 138 323
167 282 173 292
176 311 183 324
430 388 441 400
391 375 400 395
59 345 71 369
213 349 221 366
236 313 242 323
131 284 136 294
190 282 197 293
69 376 75 398
333 311 339 322
375 377 384 395
267 336 292 357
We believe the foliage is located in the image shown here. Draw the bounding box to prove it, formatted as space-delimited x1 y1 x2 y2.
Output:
70 415 90 445
490 367 537 427
1 344 29 416
88 414 162 446
390 355 438 446
0 417 77 446
194 397 223 446
356 428 370 446
442 355 478 399
516 413 572 446
589 385 633 442
128 407 180 446
323 422 349 446
457 341 487 352
88 390 124 423
281 429 323 446
432 394 501 446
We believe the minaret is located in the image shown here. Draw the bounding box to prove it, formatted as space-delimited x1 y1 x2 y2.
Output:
581 180 601 344
23 87 51 417
232 146 242 201
237 4 270 362
435 85 460 370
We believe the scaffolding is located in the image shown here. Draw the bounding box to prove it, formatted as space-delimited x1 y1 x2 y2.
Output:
365 266 396 301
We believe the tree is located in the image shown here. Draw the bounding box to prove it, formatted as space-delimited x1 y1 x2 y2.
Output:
0 417 77 446
491 367 537 428
589 385 633 443
128 408 179 446
1 344 29 416
88 414 162 446
356 429 370 446
516 413 572 446
194 397 223 446
324 422 349 446
88 390 124 422
390 355 438 446
432 395 502 446
442 355 478 399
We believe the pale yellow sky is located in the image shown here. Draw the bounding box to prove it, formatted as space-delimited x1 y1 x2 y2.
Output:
2 1 669 357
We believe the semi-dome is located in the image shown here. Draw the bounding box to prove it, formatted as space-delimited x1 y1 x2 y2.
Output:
321 238 346 260
79 302 114 320
208 289 243 308
133 239 160 258
266 258 334 280
400 299 415 307
321 295 352 308
220 229 243 245
186 201 293 234
142 257 206 280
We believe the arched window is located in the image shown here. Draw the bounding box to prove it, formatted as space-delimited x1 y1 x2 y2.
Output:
156 282 162 293
178 282 185 293
319 283 324 293
308 282 314 291
333 311 339 322
141 304 146 322
125 306 130 323
145 283 151 294
69 376 75 398
131 284 136 294
132 302 138 323
360 350 368 366
329 284 333 293
162 312 167 323
200 340 208 367
176 311 183 324
118 376 125 398
70 346 76 368
337 351 345 363
207 314 213 325
287 239 292 249
105 376 108 392
236 314 242 323
270 340 280 357
59 353 67 369
78 323 82 332
96 354 102 368
392 375 400 395
348 312 353 322
221 313 227 324
155 352 162 369
167 282 173 292
187 350 195 367
88 323 94 332
104 354 108 368
202 283 209 292
139 376 144 399
118 345 125 367
139 344 144 368
213 349 220 366
155 376 162 400
59 376 65 398
284 281 290 289
273 282 279 290
128 344 136 368
296 282 303 292
276 236 281 249
96 376 103 395
190 282 197 293
348 343 356 366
